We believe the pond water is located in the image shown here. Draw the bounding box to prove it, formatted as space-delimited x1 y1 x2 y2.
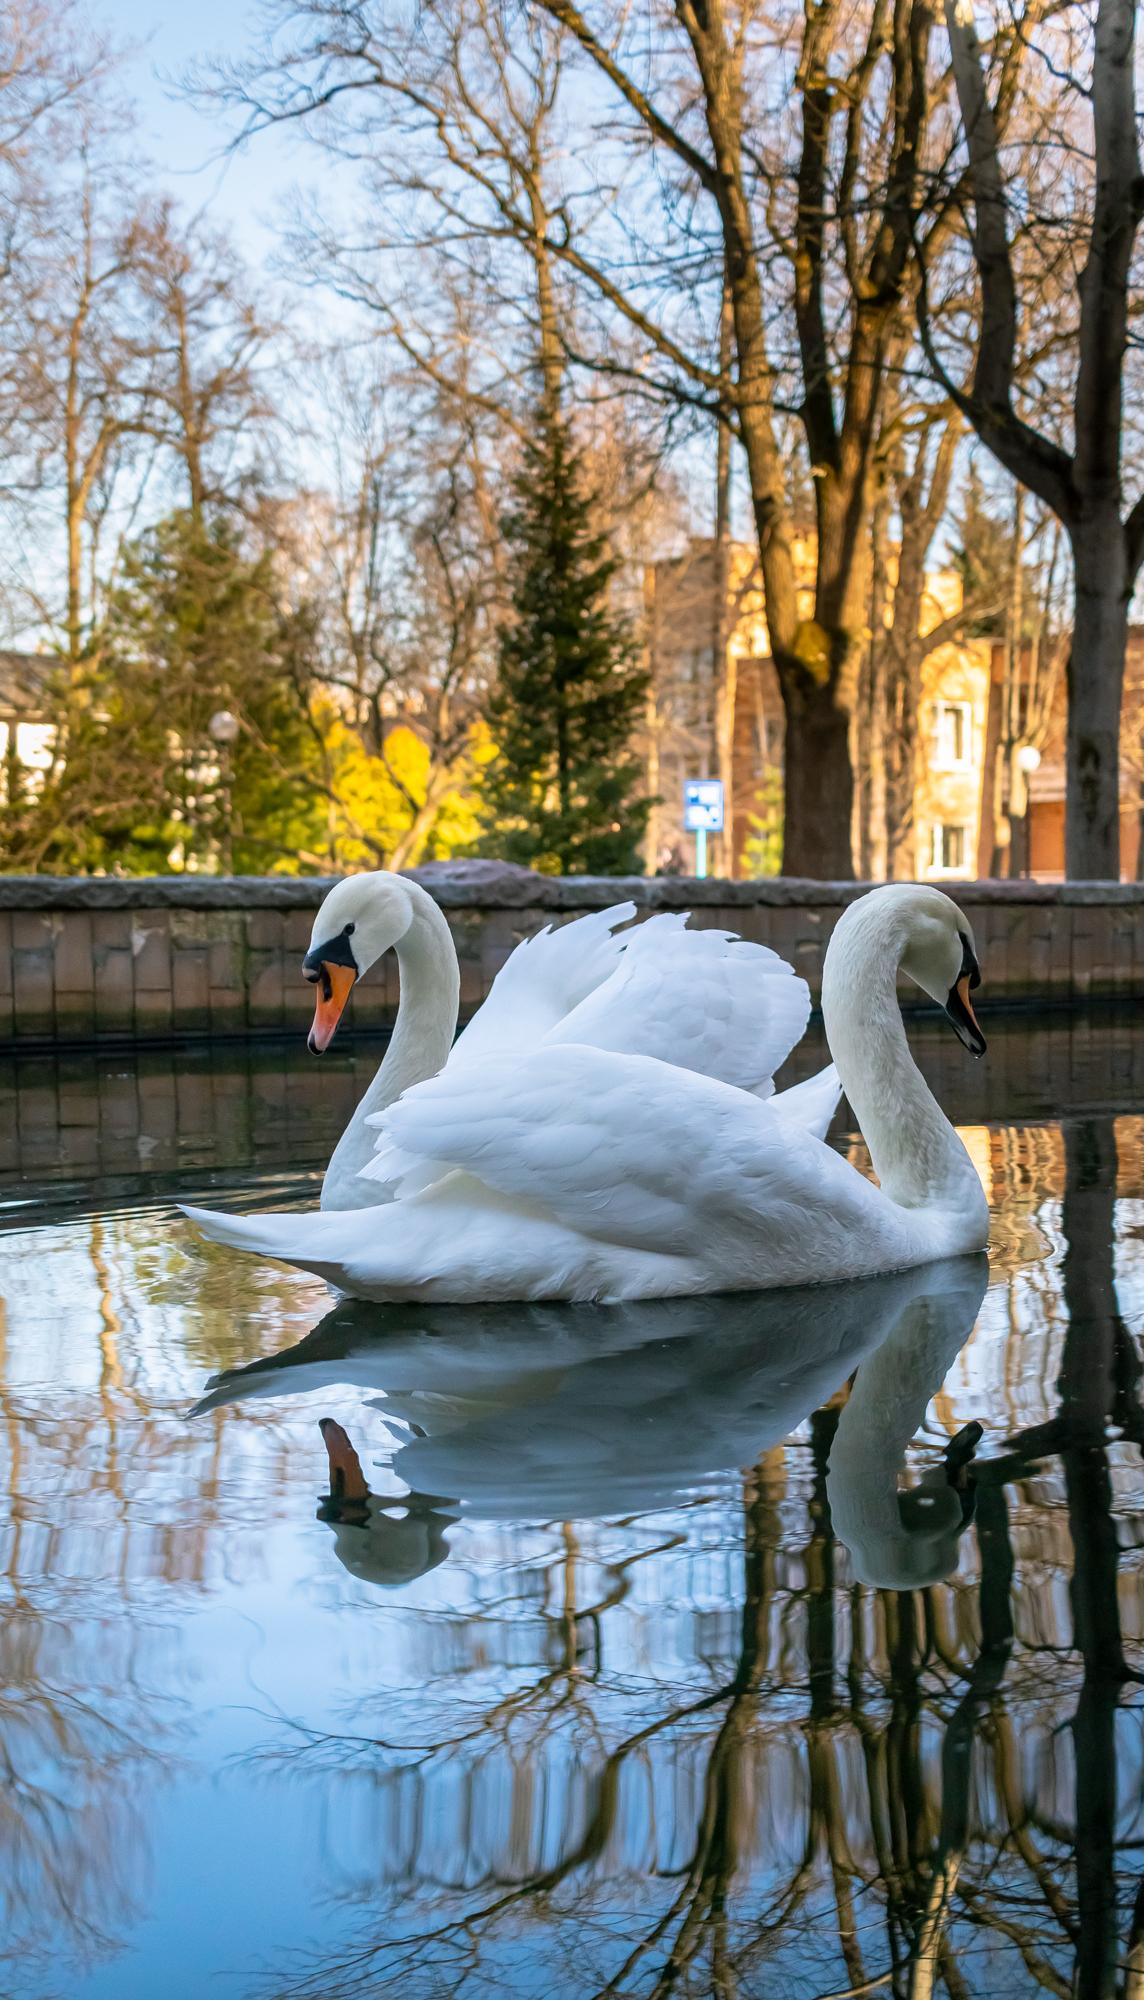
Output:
1 1013 1143 1999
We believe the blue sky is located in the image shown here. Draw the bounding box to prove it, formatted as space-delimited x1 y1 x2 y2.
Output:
88 0 306 266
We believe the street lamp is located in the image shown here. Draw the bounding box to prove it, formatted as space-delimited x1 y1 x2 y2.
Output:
208 709 240 873
1016 744 1042 774
208 708 240 747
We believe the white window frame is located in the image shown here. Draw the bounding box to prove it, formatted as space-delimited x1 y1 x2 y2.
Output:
930 821 973 877
930 699 973 771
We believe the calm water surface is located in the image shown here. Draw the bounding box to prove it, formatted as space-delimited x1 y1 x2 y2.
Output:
1 1015 1143 1998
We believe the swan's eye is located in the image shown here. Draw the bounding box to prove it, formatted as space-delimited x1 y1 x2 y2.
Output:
343 923 355 936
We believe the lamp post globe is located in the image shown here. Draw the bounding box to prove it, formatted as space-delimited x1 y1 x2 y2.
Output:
208 708 240 746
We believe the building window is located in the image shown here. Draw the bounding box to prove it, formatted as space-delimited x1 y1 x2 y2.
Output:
931 700 972 770
931 822 971 875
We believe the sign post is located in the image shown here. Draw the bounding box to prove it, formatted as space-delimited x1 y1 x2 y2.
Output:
682 779 724 880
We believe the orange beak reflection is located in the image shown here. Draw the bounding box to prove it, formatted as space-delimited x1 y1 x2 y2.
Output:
308 961 357 1053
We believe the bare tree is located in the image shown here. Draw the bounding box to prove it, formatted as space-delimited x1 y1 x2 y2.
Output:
279 348 503 868
928 0 1144 878
134 204 277 524
216 0 946 877
521 0 946 877
218 0 573 423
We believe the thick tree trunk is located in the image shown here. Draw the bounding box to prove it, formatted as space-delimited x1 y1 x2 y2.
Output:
1066 519 1129 879
778 676 855 878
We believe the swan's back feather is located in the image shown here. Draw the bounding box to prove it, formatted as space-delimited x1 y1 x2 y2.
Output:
365 907 813 1194
372 1045 918 1277
544 922 810 1098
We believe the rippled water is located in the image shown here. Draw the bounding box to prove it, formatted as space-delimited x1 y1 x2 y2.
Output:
1 1016 1143 1999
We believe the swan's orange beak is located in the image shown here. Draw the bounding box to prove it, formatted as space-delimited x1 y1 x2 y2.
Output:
944 957 986 1057
307 962 356 1053
320 1417 370 1502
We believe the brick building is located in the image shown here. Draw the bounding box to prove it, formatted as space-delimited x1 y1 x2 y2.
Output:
646 541 1144 881
645 540 995 880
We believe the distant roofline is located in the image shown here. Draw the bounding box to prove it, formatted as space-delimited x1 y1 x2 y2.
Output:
0 650 55 718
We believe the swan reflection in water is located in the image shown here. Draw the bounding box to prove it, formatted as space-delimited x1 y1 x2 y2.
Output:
195 1254 989 1591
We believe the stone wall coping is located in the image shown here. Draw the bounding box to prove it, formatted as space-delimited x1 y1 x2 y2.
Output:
2 869 1143 911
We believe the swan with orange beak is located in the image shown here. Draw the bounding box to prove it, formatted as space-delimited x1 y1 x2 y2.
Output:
304 925 360 1052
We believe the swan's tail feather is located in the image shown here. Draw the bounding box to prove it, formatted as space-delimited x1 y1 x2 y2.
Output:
180 1203 357 1267
770 1064 842 1141
181 1199 453 1299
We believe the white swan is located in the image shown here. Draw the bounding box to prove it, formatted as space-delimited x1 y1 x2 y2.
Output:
184 882 989 1302
298 872 833 1209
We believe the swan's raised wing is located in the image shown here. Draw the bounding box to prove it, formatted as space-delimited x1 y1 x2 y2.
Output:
542 917 811 1097
446 903 637 1065
368 1044 921 1282
365 909 820 1198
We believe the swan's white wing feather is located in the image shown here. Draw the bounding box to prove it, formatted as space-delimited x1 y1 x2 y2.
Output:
771 1063 843 1140
542 923 810 1097
365 909 811 1193
373 1045 912 1275
446 902 637 1065
360 903 641 1199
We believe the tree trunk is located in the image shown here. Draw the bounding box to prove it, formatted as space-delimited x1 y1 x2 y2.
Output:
1066 518 1128 879
1004 487 1025 879
387 776 448 869
642 679 661 873
712 286 735 876
856 637 879 880
66 497 84 669
859 467 892 879
884 634 920 880
778 676 855 878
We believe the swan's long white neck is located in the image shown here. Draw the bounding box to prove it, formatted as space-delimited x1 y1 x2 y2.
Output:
821 896 981 1214
321 881 459 1209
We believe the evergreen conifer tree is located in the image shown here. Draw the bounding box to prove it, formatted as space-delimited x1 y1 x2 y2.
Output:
480 409 649 874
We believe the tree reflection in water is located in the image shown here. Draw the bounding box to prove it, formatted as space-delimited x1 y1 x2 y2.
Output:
195 1131 1144 2000
1 1114 1143 1998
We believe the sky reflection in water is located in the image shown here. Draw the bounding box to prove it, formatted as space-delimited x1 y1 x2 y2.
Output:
0 1023 1143 1999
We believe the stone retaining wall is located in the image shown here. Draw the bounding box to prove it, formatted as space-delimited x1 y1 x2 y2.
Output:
0 864 1140 1046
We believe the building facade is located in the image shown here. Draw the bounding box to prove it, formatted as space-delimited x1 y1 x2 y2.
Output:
645 540 996 880
0 652 56 806
645 542 1144 881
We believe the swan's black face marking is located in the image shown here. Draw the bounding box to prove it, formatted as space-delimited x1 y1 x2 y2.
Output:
303 923 358 985
944 932 986 1057
303 925 359 1052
